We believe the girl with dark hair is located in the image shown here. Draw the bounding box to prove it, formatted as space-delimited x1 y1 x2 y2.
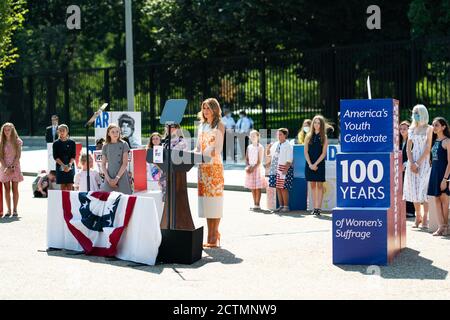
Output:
267 128 294 213
427 117 450 236
52 124 76 191
399 120 415 218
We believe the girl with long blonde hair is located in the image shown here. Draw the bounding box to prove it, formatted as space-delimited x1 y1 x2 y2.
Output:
100 123 132 194
403 104 433 228
304 115 333 215
297 119 312 144
0 123 24 217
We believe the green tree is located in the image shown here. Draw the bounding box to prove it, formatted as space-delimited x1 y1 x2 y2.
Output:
408 0 450 38
0 0 27 84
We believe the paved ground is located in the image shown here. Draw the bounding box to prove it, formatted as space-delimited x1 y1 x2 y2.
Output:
0 176 449 300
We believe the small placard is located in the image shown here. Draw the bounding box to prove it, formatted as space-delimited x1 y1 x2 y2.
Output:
153 146 163 163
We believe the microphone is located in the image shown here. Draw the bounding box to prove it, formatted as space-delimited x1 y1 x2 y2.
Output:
85 103 108 127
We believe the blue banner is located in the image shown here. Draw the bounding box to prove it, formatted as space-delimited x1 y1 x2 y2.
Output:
333 208 388 265
336 153 391 208
340 99 398 153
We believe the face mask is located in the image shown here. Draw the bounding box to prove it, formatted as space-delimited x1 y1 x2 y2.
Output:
413 113 420 122
303 126 310 133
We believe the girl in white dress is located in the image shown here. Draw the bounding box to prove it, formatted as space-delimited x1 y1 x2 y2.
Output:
403 104 433 228
245 130 267 211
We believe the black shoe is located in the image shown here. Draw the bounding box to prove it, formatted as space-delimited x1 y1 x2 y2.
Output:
316 209 321 216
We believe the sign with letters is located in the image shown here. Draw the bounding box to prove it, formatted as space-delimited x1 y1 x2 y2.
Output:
333 99 404 265
336 153 391 208
95 112 142 148
340 99 399 153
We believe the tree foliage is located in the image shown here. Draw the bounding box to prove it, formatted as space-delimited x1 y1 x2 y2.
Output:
6 0 449 74
0 0 27 83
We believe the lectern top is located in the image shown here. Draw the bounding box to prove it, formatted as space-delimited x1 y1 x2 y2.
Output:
160 99 188 125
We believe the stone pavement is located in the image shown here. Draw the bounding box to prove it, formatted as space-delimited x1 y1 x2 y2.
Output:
0 176 449 300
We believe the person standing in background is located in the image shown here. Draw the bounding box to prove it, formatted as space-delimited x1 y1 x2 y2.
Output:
100 124 132 194
222 108 236 161
235 111 252 161
244 130 267 211
0 123 24 217
427 117 450 236
304 116 331 216
267 128 294 213
399 120 415 218
45 115 59 143
52 124 76 191
297 119 312 145
403 104 433 229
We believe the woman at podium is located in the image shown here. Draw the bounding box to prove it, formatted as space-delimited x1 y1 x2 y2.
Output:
196 98 225 248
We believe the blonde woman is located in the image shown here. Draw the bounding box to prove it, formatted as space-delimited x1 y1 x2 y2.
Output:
244 130 267 211
297 119 312 144
403 104 433 228
100 123 132 194
0 123 24 217
196 98 225 248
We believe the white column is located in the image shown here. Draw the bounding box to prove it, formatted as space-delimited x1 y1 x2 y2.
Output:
125 0 135 111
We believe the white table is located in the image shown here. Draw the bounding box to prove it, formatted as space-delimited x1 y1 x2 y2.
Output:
47 190 162 265
133 190 163 223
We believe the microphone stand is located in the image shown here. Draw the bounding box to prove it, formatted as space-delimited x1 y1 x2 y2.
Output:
84 105 105 192
165 122 173 229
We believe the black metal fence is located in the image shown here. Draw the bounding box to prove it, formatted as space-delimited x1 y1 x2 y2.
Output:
1 37 449 138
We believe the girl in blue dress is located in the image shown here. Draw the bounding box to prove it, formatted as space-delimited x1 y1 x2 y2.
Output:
304 115 333 216
427 117 450 236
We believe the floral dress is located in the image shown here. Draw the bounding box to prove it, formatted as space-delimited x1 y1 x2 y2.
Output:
0 138 24 183
197 123 224 218
403 127 431 203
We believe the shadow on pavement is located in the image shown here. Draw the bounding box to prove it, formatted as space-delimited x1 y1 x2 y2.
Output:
0 216 21 224
200 247 243 265
43 247 243 274
313 214 333 221
336 248 448 280
274 211 305 219
44 249 164 275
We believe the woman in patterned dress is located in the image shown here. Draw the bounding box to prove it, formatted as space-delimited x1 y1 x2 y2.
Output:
0 123 24 217
403 105 433 228
196 98 225 248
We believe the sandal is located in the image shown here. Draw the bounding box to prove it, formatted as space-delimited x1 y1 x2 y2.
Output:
413 216 422 228
4 211 11 218
12 211 18 217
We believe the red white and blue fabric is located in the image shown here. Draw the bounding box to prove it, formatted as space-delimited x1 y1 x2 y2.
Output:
61 190 137 256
